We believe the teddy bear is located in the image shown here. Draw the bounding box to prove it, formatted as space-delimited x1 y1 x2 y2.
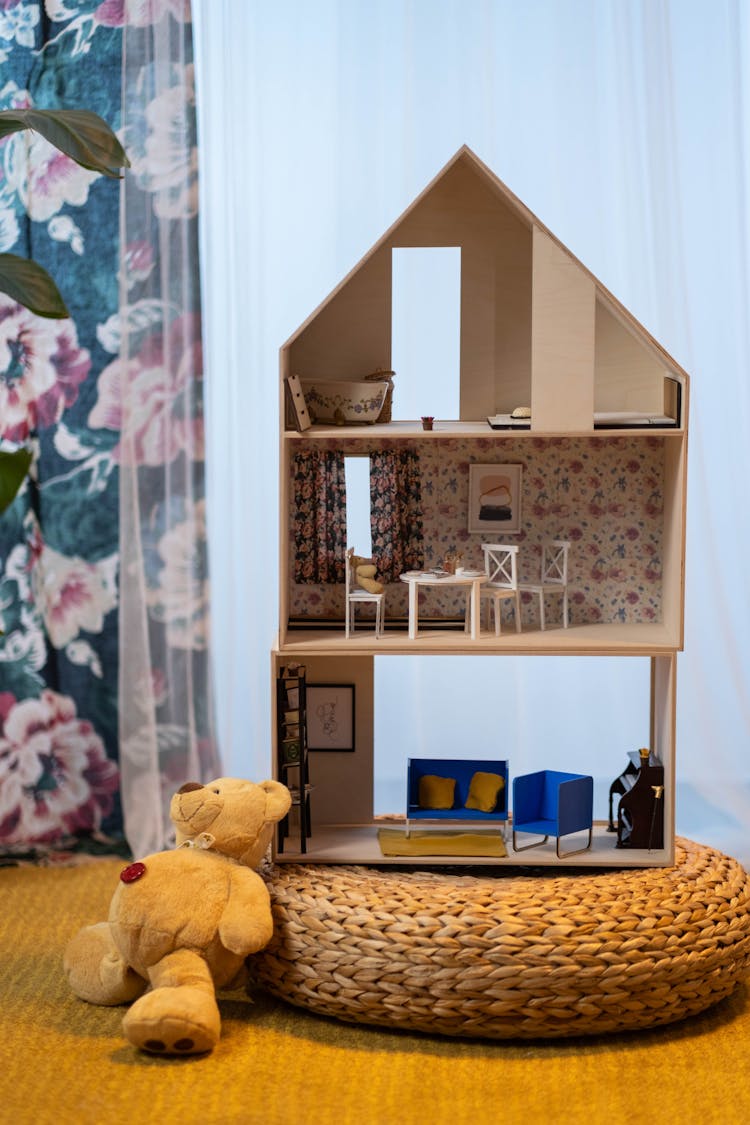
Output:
349 551 384 594
63 776 291 1056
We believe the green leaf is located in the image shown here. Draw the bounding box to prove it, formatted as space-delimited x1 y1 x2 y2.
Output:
0 253 69 318
0 108 130 178
0 448 33 514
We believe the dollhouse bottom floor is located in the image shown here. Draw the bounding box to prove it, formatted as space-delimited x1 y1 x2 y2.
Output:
274 820 673 868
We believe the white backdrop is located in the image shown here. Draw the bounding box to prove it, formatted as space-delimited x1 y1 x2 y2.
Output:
193 0 750 862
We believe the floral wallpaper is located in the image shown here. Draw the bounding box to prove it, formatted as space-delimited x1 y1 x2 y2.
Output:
288 435 665 627
0 1 212 857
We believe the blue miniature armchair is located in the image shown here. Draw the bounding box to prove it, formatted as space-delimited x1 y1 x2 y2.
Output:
512 770 593 858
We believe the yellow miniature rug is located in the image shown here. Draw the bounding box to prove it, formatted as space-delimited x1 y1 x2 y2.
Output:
377 828 507 858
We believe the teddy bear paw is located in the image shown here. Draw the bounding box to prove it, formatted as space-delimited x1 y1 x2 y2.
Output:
123 986 221 1055
64 923 145 1006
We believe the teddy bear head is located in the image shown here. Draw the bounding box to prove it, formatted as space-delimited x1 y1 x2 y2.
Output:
170 776 291 868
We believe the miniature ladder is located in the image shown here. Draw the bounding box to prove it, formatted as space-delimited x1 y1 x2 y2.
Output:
276 664 312 854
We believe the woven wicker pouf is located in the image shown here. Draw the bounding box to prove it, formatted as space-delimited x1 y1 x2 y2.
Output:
249 837 750 1039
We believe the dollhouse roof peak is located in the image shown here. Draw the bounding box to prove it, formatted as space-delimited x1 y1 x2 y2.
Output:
283 144 688 386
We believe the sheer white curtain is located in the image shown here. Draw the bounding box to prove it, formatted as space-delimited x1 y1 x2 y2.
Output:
194 0 750 862
118 3 220 857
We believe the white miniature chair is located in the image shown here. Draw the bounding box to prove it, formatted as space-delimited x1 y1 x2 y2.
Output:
345 546 385 638
519 539 570 630
476 544 521 636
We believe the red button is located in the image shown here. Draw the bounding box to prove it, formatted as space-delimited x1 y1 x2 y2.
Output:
120 862 146 884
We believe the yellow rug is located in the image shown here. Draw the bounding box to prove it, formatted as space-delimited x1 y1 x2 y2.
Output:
2 858 750 1125
377 828 507 857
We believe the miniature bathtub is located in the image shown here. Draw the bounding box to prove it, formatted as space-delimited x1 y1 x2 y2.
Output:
300 379 390 425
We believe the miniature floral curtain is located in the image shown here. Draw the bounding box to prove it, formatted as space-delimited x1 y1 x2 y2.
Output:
292 450 347 583
291 448 424 586
369 450 423 581
0 0 217 859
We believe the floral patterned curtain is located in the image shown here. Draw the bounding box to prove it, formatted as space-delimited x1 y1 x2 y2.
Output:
369 449 424 581
292 450 347 583
0 0 217 860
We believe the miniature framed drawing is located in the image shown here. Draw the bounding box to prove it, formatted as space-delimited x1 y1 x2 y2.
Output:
468 464 522 534
306 684 355 751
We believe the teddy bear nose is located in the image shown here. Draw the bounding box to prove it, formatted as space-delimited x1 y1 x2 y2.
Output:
177 781 203 794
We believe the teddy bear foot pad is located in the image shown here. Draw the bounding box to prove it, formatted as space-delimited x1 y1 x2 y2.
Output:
123 986 221 1055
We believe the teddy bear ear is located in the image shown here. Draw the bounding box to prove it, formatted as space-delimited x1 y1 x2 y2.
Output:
259 779 293 821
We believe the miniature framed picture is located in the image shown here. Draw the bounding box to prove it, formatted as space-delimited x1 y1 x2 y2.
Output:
306 683 355 752
281 737 302 764
468 464 522 534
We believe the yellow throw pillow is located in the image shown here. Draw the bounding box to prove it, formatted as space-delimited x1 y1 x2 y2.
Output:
418 775 456 810
465 771 505 813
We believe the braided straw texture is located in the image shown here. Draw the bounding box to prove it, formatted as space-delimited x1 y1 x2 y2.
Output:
250 837 750 1039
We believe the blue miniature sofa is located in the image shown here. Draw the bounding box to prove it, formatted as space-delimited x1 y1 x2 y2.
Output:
406 758 509 837
512 769 593 858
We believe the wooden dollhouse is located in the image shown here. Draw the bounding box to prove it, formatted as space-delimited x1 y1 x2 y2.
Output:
272 146 688 869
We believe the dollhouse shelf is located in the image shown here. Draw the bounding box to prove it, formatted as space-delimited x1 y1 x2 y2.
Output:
277 622 681 656
283 420 685 440
273 145 689 871
270 820 667 868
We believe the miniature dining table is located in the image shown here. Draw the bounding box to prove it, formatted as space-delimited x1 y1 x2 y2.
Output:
399 570 488 640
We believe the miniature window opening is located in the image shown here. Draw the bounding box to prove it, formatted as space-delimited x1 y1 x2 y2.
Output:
391 247 461 421
344 455 372 557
